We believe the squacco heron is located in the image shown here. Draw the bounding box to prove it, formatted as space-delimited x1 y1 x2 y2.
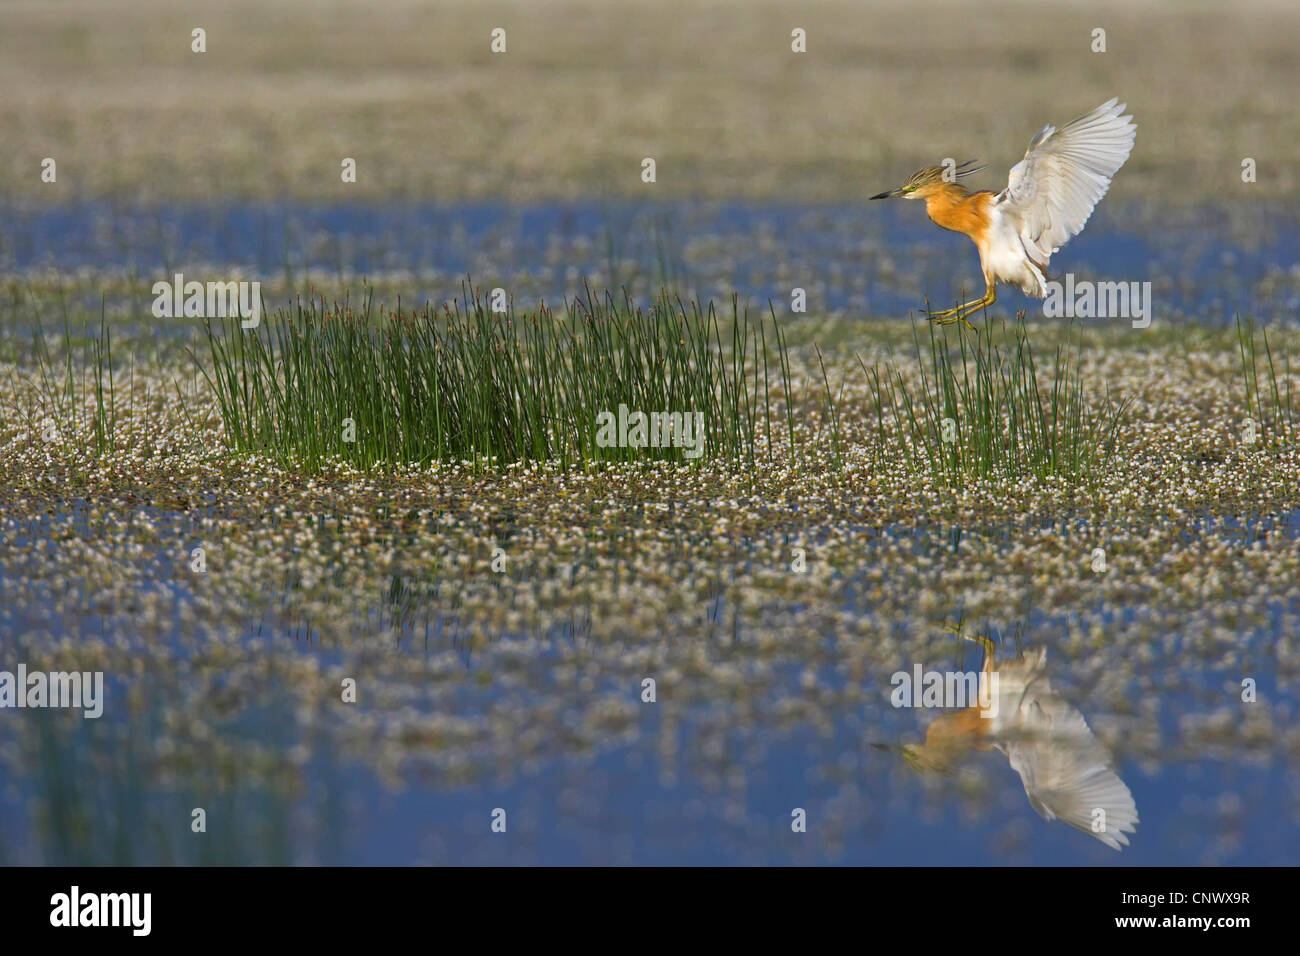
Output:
883 624 1139 850
871 98 1137 330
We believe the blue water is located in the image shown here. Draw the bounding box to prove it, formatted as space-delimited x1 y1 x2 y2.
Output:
2 504 1297 864
4 200 1298 324
1 645 1292 865
3 198 1299 864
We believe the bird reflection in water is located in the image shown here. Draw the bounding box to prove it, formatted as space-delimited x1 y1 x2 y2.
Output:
880 625 1139 850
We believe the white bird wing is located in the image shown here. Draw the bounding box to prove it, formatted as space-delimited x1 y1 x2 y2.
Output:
1002 696 1139 851
998 98 1137 264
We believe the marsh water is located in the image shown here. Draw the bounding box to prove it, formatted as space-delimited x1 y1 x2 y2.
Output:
3 495 1297 864
1 201 1299 865
4 200 1299 326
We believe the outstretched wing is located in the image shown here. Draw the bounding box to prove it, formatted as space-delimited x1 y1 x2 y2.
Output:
1002 697 1140 850
998 98 1136 263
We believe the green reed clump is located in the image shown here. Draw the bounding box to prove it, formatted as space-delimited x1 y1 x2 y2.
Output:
198 282 810 473
865 313 1128 488
1236 315 1295 452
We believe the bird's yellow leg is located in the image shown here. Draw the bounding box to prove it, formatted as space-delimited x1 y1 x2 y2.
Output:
944 284 996 326
922 300 972 319
942 620 996 671
924 306 979 333
924 283 990 317
924 287 992 332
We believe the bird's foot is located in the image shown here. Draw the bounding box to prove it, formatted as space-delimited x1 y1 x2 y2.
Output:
923 298 981 330
926 295 994 331
921 299 961 319
924 307 979 332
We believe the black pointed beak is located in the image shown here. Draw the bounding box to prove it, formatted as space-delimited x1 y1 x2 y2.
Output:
870 187 902 200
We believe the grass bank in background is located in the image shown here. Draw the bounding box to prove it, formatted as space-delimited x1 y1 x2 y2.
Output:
864 313 1130 490
198 284 818 474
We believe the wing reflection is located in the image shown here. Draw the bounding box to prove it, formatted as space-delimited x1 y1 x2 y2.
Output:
888 630 1139 850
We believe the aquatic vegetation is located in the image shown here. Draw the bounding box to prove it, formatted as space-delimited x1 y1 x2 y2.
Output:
864 313 1129 490
4 0 1300 870
1237 315 1296 458
22 305 131 459
197 283 814 474
2 486 1297 863
2 262 1298 865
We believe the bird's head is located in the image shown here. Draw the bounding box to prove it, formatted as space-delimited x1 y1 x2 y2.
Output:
871 160 986 200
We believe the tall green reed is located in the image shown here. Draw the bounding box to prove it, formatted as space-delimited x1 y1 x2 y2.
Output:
1236 314 1295 452
27 297 121 456
197 282 811 473
864 312 1129 489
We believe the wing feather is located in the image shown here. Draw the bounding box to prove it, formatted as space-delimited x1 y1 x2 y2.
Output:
1002 694 1139 850
999 98 1137 263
